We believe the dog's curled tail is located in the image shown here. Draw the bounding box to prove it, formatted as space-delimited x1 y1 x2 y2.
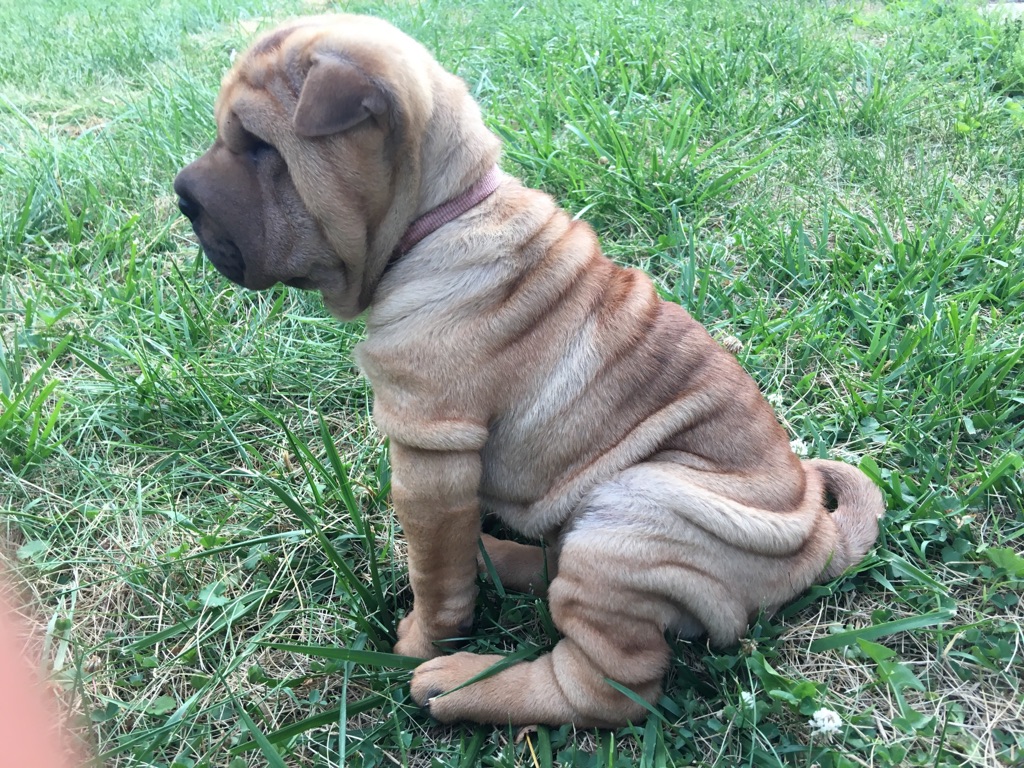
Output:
807 459 885 581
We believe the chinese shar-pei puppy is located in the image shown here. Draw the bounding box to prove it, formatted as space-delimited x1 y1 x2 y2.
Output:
174 14 883 728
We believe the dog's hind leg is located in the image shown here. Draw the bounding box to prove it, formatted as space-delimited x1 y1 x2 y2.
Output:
410 521 676 726
478 533 558 596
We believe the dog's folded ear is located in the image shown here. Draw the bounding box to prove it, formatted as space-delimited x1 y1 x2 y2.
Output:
293 54 388 137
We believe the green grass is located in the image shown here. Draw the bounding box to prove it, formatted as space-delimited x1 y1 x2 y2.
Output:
1 0 1022 765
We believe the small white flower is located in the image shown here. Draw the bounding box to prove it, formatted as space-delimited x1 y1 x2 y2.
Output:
229 49 237 63
766 392 785 408
789 438 809 457
739 691 756 710
808 708 842 739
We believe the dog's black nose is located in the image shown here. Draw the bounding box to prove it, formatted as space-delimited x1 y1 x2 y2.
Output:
177 195 201 222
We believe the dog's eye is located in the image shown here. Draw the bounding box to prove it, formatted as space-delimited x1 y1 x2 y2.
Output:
247 139 276 162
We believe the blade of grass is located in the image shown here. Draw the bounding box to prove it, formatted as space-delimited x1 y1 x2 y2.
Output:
809 607 957 652
261 642 423 669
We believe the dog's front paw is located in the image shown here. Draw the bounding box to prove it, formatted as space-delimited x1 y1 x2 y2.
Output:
394 612 473 659
410 652 506 723
394 613 443 660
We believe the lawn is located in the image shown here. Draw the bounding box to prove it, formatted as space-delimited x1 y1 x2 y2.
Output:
1 0 1022 765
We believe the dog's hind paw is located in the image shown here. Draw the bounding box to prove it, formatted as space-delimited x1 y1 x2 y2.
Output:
409 652 507 723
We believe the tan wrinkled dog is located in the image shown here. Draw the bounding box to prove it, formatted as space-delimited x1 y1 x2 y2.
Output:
174 14 884 727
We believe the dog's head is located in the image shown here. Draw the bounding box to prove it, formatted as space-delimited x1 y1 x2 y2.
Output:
173 14 500 318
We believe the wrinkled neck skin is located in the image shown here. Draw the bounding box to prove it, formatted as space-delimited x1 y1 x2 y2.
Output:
414 75 500 215
319 67 501 320
363 176 544 337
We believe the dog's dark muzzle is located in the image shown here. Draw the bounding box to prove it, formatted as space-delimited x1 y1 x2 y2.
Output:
176 194 201 223
198 238 246 285
173 171 247 286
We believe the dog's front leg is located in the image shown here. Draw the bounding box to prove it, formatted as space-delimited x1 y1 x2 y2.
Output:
390 441 482 660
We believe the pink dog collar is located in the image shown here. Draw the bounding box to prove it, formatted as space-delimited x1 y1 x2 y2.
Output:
394 165 502 257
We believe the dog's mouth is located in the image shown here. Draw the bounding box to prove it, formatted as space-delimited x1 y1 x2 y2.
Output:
201 239 246 286
187 224 314 292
